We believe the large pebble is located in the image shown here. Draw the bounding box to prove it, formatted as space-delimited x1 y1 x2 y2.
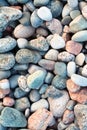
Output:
46 18 62 34
37 6 52 21
75 53 85 66
50 34 65 49
74 104 87 130
70 15 87 33
67 61 76 77
0 53 15 70
72 30 87 42
15 49 41 64
71 74 87 86
82 64 87 77
67 0 78 8
29 90 40 102
28 108 55 130
66 40 82 55
30 99 49 112
27 70 46 89
0 107 27 127
0 36 16 53
58 51 75 62
28 36 49 51
82 5 87 19
14 24 35 38
34 0 49 7
48 90 69 117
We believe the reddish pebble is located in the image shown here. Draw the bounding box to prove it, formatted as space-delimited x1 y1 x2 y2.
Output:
3 97 15 106
69 88 87 104
63 109 74 125
66 79 80 93
66 40 82 55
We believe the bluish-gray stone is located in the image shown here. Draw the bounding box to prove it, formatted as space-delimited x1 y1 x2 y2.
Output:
0 0 9 6
7 0 18 5
19 12 30 26
39 84 48 94
0 70 11 80
14 88 27 99
34 0 49 7
17 0 29 4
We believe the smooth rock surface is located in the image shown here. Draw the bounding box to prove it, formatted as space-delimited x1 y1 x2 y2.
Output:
67 61 76 77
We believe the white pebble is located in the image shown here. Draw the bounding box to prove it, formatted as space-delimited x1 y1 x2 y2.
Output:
67 61 76 77
75 53 85 66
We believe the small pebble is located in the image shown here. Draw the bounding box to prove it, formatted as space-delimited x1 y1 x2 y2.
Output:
0 71 11 80
67 61 76 77
67 0 78 8
29 89 40 102
82 5 87 19
9 75 20 89
25 108 30 118
39 84 48 94
82 64 87 77
75 53 85 66
45 72 54 84
17 38 28 49
3 97 15 107
70 10 81 19
66 100 76 110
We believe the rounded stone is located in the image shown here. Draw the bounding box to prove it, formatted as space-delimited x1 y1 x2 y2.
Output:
9 75 20 89
70 10 81 19
62 16 72 25
19 12 30 26
30 99 49 112
29 90 40 102
0 79 10 94
14 24 35 38
45 72 54 84
82 64 87 77
65 124 79 130
0 53 15 70
0 36 16 53
66 100 76 111
39 84 48 94
7 0 18 5
0 107 27 127
37 6 52 21
25 108 30 118
17 0 28 4
50 34 65 49
82 5 87 19
46 18 62 35
34 0 49 7
75 53 85 66
3 97 15 107
0 71 11 80
67 0 78 8
15 49 41 64
17 38 28 49
36 27 48 37
62 4 73 18
67 61 76 77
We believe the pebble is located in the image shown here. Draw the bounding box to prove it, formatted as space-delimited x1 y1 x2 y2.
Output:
62 16 72 25
82 5 87 19
50 34 65 49
7 0 18 5
30 10 43 28
39 84 48 94
75 53 85 66
58 51 75 62
14 24 35 38
69 88 87 104
70 10 81 19
62 33 71 42
82 64 87 77
72 30 87 42
66 40 82 55
45 72 54 84
66 100 76 110
17 0 29 4
9 75 20 89
71 74 87 86
62 4 73 18
48 90 69 117
28 108 55 130
38 59 55 71
25 108 30 118
0 53 15 70
27 70 46 89
54 62 67 77
15 97 30 111
18 75 30 92
52 75 66 89
67 61 76 77
63 110 74 125
36 27 48 37
0 70 11 80
0 107 27 127
13 63 28 71
74 104 87 130
67 0 78 8
46 18 63 34
15 49 41 64
28 36 49 51
66 79 80 93
17 38 28 49
29 89 40 102
70 15 87 33
30 99 49 112
14 87 27 99
34 0 49 7
58 121 69 130
0 36 16 53
65 123 79 130
3 97 15 107
25 1 36 12
37 6 52 21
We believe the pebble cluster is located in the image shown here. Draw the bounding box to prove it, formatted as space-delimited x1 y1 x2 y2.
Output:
0 0 87 130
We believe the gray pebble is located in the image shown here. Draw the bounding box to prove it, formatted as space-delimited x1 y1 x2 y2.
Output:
34 0 49 7
67 0 78 8
82 64 87 77
0 70 11 80
29 90 40 102
19 12 30 26
17 0 29 4
70 10 81 19
39 84 48 94
25 1 36 12
62 16 72 25
45 72 54 84
9 75 20 89
66 100 76 110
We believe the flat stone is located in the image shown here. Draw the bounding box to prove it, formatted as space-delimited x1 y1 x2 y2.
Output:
0 107 27 127
67 61 76 77
37 6 52 21
30 99 49 112
46 18 62 34
50 34 65 49
75 53 85 66
66 40 82 55
14 24 35 38
15 49 41 64
82 5 87 19
70 15 87 33
69 88 87 104
0 53 15 70
74 104 87 130
72 30 87 42
28 36 49 51
28 108 55 130
27 70 46 89
48 90 69 117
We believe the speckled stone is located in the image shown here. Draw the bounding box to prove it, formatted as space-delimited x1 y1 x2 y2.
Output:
15 49 41 64
0 36 17 53
0 107 27 127
27 70 46 89
0 53 15 70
